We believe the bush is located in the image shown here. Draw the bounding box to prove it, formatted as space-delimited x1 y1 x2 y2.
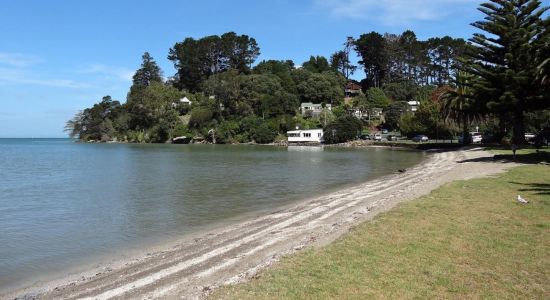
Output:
189 107 213 128
384 101 409 130
171 123 192 138
127 130 146 143
323 116 363 144
253 123 277 144
216 120 240 144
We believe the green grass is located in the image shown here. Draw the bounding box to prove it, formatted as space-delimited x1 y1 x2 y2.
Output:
490 147 550 156
211 165 550 299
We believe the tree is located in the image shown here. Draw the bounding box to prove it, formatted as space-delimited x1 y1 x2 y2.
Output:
65 96 122 141
384 33 406 83
383 81 418 102
366 88 390 109
253 59 296 92
127 82 183 140
64 111 84 139
253 123 277 144
441 72 483 144
466 0 549 144
168 32 260 92
189 107 214 128
132 52 163 87
352 88 390 114
295 71 345 104
323 116 363 144
399 30 420 82
127 52 163 105
330 37 357 79
302 56 331 73
384 101 409 130
355 32 388 88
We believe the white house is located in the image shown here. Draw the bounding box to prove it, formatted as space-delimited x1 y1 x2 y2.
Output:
408 100 420 112
300 102 332 117
287 129 324 143
180 97 192 105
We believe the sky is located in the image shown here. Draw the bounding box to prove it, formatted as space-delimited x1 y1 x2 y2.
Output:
0 0 505 137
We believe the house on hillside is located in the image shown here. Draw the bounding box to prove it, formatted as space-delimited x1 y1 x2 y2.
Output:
408 100 420 112
179 97 192 105
287 128 324 143
300 102 332 117
348 107 383 120
348 108 368 119
344 82 361 97
172 96 192 109
369 107 383 119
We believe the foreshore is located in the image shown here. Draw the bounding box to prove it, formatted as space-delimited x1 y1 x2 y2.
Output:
3 148 515 300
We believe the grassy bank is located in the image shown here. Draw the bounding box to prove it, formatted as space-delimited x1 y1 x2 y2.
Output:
211 164 550 299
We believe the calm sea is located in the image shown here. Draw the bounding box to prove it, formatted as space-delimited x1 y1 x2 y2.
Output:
0 138 425 291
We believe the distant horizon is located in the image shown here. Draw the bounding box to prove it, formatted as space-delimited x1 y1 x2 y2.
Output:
0 136 69 139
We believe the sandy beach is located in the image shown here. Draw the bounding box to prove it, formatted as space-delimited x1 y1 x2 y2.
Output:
3 147 516 300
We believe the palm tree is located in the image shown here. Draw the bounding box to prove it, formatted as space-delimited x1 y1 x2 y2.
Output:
441 72 483 144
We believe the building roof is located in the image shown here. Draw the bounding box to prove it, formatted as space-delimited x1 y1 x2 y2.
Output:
287 128 324 134
301 102 332 107
345 82 362 91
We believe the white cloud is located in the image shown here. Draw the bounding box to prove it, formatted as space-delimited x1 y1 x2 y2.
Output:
0 53 95 89
0 67 92 89
79 64 134 82
0 53 42 67
316 0 479 25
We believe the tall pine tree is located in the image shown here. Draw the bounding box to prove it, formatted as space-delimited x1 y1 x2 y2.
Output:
467 0 549 144
128 52 163 104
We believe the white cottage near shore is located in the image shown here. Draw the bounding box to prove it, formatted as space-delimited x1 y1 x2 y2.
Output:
287 129 324 143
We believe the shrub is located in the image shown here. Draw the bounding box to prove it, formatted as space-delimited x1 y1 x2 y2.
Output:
323 116 363 144
253 123 277 144
171 123 192 138
189 107 213 128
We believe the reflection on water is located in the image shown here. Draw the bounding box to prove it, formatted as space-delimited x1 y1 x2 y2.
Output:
287 145 324 152
0 139 425 290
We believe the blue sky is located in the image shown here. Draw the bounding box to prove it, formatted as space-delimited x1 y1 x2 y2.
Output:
0 0 497 137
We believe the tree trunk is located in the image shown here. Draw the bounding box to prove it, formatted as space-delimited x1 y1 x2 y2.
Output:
512 111 526 145
496 113 507 142
462 114 471 145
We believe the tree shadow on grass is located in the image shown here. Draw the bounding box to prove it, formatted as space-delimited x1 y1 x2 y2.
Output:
456 152 550 165
509 182 550 196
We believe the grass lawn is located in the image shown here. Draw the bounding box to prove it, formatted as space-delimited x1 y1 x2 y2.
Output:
490 147 550 156
211 165 550 299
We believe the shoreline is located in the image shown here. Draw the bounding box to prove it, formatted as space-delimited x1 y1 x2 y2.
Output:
3 148 514 300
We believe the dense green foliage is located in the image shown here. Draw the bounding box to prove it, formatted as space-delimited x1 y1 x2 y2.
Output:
355 31 467 88
168 32 260 92
467 0 549 144
323 116 363 144
67 2 549 145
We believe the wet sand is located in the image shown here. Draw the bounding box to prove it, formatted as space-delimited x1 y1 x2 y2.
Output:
3 148 515 300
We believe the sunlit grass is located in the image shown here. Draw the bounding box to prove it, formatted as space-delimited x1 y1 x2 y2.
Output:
211 165 550 299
